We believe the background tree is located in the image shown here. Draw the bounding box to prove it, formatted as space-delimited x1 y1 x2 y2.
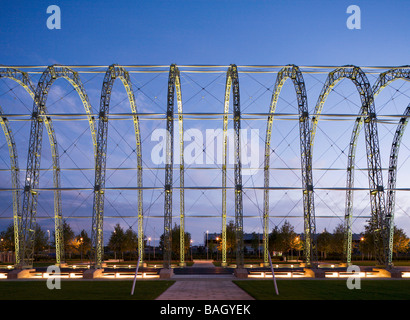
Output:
393 225 410 258
268 226 280 254
34 224 49 254
62 220 75 259
74 229 91 261
0 223 15 252
317 229 332 259
331 223 345 257
123 228 139 260
159 223 191 260
250 232 261 257
108 224 125 260
275 220 297 260
226 221 236 262
359 222 375 260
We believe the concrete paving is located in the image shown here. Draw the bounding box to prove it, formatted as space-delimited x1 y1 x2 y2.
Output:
155 280 254 300
155 260 254 300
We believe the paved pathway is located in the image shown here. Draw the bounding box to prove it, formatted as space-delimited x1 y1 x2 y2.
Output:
156 260 254 300
155 280 254 300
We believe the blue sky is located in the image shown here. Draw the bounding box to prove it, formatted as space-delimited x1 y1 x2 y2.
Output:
1 0 409 66
0 0 409 247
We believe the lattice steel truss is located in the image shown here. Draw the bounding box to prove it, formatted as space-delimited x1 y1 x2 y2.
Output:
91 65 143 269
1 64 408 270
263 65 317 267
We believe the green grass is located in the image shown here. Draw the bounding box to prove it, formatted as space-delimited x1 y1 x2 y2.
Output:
234 280 410 300
0 280 174 300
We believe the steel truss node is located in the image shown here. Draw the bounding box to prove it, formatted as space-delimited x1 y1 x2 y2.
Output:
91 64 144 269
263 65 317 267
19 65 96 268
221 65 244 268
163 64 184 268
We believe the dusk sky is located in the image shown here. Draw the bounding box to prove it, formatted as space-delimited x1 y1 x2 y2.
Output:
0 0 409 247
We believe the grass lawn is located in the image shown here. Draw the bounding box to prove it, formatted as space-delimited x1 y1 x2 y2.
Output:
234 280 410 300
0 280 174 300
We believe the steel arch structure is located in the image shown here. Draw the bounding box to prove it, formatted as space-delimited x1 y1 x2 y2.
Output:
0 104 21 265
343 67 410 266
19 65 97 268
91 64 144 269
163 64 184 269
0 68 36 266
369 66 410 267
263 65 317 267
221 65 244 268
1 64 409 271
310 65 389 266
386 103 410 266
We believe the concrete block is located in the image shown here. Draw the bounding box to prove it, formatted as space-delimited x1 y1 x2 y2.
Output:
83 268 104 279
159 268 174 279
234 268 248 279
303 268 326 278
7 269 35 279
373 268 402 278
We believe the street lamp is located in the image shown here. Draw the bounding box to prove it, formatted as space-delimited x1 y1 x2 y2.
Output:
190 239 193 261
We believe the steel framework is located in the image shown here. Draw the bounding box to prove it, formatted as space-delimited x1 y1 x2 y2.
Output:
19 65 96 268
263 65 317 267
163 64 184 268
0 64 408 270
0 68 36 266
91 65 143 269
222 65 244 268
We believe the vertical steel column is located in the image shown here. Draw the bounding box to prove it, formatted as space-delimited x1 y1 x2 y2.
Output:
163 65 184 268
222 65 243 268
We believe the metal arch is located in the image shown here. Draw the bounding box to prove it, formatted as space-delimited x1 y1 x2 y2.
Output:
343 67 410 266
315 66 385 266
371 66 410 267
0 68 35 266
386 103 410 267
263 65 317 267
0 105 21 265
91 64 144 269
163 64 184 269
19 65 97 268
221 65 243 268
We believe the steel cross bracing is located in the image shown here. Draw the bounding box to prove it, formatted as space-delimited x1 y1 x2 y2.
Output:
163 64 184 269
90 65 144 269
17 65 97 268
1 64 409 269
263 65 317 267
